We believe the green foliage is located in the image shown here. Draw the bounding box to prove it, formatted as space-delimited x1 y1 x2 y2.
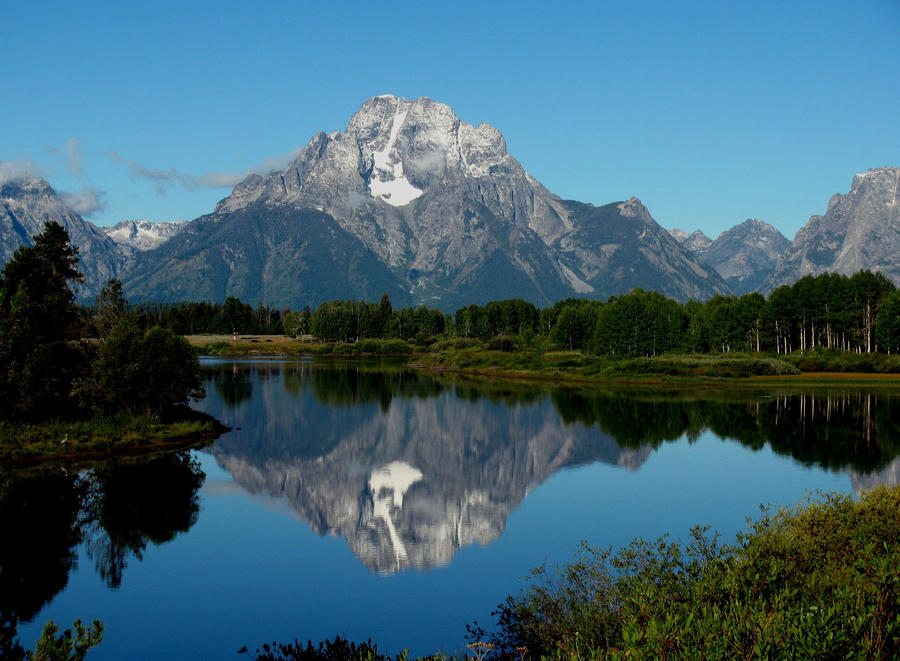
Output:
485 335 521 352
92 319 204 418
125 298 285 336
876 289 900 354
27 619 103 661
782 349 900 374
93 279 127 339
282 306 311 338
594 290 686 358
486 486 900 659
550 303 597 351
0 222 88 419
310 297 446 343
240 636 427 661
454 300 540 340
607 354 801 378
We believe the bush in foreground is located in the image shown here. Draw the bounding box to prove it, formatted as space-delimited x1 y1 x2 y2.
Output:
484 486 900 659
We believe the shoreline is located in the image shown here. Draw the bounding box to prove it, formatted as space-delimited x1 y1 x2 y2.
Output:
184 335 900 388
0 412 230 468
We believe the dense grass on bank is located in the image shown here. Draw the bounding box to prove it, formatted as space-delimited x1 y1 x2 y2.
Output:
241 486 900 660
192 335 414 357
0 409 226 465
186 333 900 381
416 342 802 380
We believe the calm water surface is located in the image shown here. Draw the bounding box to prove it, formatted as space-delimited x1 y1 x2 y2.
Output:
6 357 900 659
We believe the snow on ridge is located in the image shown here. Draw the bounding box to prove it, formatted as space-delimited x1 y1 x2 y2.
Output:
368 101 425 207
103 219 187 251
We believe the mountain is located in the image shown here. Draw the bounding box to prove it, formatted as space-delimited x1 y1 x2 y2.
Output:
0 177 128 298
678 219 789 295
102 220 187 251
669 228 713 253
765 167 900 291
124 95 729 309
123 203 412 306
556 199 730 301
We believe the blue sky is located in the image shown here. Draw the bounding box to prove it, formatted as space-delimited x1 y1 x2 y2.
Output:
2 0 898 239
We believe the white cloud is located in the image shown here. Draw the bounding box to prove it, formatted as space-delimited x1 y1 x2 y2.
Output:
0 159 41 185
59 187 106 216
409 149 446 175
197 172 245 188
251 145 304 175
109 144 305 194
46 138 85 176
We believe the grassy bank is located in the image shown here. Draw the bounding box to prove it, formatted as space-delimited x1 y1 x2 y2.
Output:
242 485 900 660
186 335 900 385
0 409 228 466
188 334 414 357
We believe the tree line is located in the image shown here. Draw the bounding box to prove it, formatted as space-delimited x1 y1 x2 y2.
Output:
64 243 900 358
293 270 900 357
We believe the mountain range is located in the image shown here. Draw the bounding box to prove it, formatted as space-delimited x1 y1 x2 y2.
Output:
1 95 898 308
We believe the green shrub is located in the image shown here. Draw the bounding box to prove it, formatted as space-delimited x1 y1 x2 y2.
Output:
485 486 900 659
606 354 800 378
486 335 520 352
329 343 357 354
355 339 382 354
379 339 412 355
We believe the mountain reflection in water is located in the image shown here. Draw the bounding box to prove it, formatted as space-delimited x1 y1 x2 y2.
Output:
197 359 900 575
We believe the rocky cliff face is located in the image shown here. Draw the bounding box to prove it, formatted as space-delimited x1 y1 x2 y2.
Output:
765 168 900 291
556 198 730 300
670 228 713 253
0 177 128 298
684 219 789 294
125 95 729 308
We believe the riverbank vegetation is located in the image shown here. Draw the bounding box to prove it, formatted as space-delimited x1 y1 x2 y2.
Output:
0 222 215 462
90 270 900 360
239 485 900 660
137 269 900 380
474 484 900 660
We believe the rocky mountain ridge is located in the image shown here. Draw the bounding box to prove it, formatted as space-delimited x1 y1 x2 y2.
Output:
102 219 187 251
122 95 729 308
1 98 898 306
0 177 128 298
672 219 790 294
764 167 900 290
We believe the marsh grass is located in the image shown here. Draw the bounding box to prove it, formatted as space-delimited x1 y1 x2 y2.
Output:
0 411 226 465
189 335 414 357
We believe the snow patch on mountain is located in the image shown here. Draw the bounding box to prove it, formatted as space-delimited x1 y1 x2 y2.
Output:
103 220 187 251
367 102 424 206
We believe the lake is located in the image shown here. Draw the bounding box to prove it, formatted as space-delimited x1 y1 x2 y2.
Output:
5 357 900 659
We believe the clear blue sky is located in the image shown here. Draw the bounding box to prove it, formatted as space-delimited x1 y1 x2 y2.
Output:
2 0 898 239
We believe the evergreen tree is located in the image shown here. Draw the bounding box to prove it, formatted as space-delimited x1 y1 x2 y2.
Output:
0 222 86 418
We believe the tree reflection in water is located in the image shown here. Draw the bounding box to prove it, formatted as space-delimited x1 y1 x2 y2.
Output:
83 453 205 588
550 387 900 473
0 473 85 660
0 451 204 656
